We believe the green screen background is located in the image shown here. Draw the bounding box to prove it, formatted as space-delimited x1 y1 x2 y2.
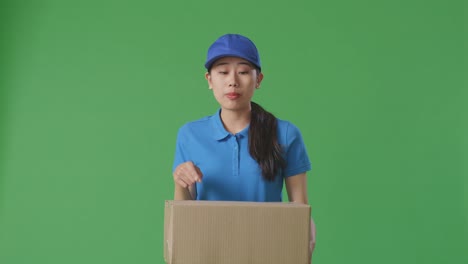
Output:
0 0 466 263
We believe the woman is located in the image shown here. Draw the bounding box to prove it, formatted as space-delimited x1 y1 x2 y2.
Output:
172 33 316 258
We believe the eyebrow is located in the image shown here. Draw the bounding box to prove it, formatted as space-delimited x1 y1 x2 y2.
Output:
213 61 253 67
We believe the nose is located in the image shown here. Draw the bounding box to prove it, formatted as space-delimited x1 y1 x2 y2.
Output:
228 72 239 87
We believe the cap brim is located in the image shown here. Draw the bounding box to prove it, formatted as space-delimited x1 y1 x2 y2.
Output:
205 52 261 71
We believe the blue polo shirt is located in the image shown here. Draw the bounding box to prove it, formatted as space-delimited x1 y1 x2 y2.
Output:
172 109 311 202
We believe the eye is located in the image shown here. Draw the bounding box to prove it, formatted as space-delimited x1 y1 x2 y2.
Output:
218 71 228 75
239 71 249 75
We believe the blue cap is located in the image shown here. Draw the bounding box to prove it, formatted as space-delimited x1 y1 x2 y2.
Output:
205 34 261 71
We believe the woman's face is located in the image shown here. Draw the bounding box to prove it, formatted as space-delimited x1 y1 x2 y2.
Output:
205 56 263 112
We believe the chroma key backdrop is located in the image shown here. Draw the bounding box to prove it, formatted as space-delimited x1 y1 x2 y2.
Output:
0 1 465 264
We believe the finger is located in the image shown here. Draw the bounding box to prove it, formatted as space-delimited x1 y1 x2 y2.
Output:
194 166 203 182
176 166 196 184
180 169 199 186
178 172 194 186
186 163 203 182
185 169 199 184
175 169 192 188
186 162 201 179
185 176 197 187
190 172 199 183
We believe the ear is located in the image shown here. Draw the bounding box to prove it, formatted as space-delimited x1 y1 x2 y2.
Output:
205 72 213 89
256 72 264 89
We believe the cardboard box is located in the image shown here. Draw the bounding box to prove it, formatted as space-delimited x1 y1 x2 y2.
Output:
164 200 310 264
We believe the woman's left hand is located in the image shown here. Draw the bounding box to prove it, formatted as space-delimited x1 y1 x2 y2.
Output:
309 217 316 263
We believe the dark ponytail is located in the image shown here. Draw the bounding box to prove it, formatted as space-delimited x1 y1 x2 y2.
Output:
249 101 286 181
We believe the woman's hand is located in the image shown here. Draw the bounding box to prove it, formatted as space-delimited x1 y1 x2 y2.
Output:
173 161 203 188
309 217 316 263
284 173 315 263
173 161 203 200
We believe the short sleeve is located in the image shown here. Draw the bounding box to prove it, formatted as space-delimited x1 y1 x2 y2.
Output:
172 127 188 172
283 122 312 177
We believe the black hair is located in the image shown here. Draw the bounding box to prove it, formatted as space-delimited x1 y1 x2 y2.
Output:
249 101 286 181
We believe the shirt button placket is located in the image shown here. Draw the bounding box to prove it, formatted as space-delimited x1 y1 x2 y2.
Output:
232 135 239 177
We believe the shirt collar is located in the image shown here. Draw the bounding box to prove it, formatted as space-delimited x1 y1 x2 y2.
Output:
211 108 250 141
211 109 230 141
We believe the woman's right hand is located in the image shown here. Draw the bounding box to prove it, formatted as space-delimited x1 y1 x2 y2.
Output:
173 161 203 188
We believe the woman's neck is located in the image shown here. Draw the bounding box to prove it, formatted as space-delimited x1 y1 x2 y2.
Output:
220 107 251 134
